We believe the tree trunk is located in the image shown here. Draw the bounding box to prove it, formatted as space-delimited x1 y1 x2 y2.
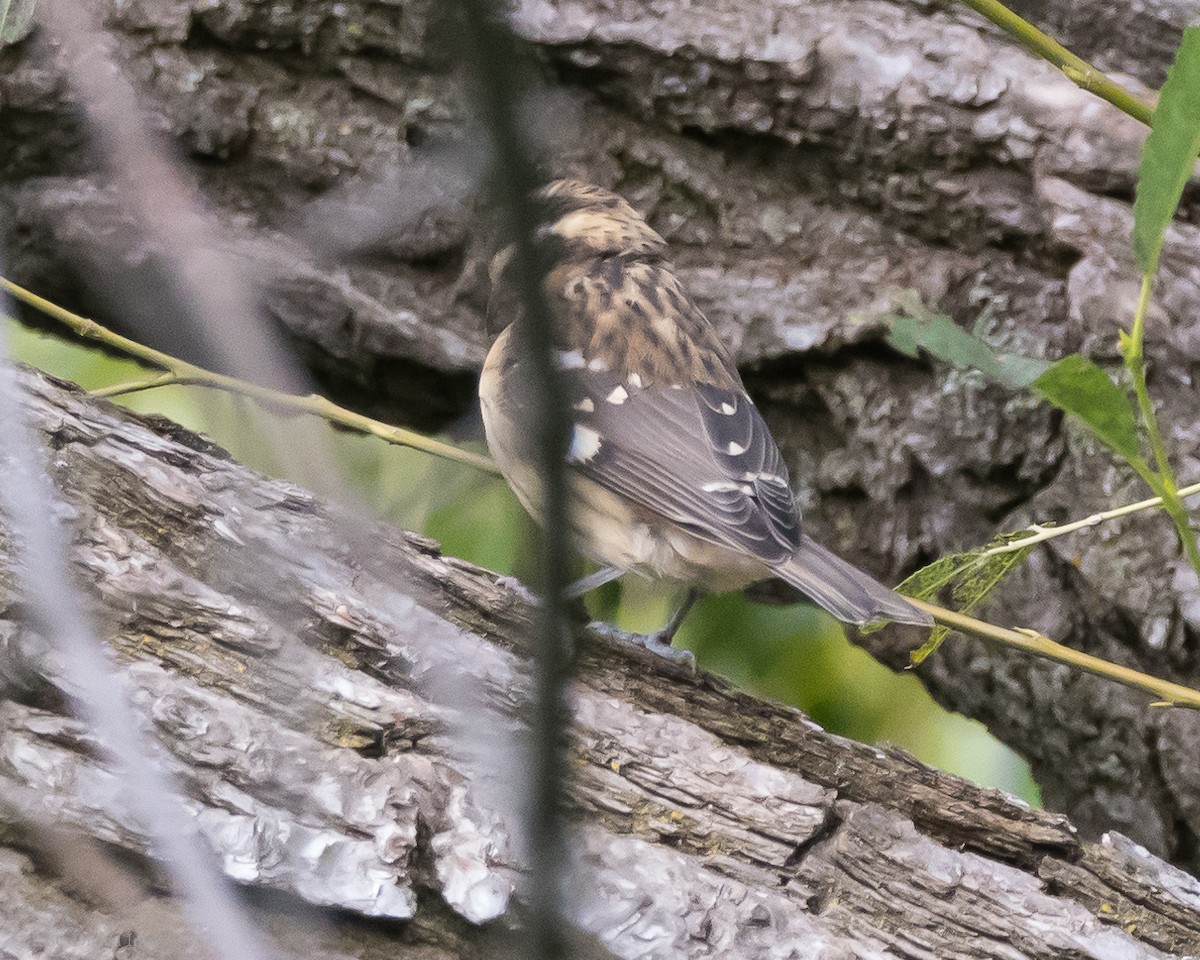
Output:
3 0 1200 876
1 365 1197 958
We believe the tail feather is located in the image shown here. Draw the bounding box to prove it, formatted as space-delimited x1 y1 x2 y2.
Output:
773 535 932 627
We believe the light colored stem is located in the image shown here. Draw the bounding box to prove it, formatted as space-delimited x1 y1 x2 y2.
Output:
955 0 1154 127
983 480 1200 557
907 598 1200 710
2 277 500 476
1127 277 1173 481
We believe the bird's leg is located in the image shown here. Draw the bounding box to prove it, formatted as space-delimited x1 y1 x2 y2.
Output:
653 588 701 646
497 566 625 607
588 589 700 668
565 566 626 598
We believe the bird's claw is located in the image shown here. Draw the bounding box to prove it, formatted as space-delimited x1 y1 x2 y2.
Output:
496 575 541 607
586 621 697 670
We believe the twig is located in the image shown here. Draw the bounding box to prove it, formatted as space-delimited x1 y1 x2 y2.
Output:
955 0 1154 127
90 373 178 398
907 598 1200 710
982 480 1200 557
2 276 499 475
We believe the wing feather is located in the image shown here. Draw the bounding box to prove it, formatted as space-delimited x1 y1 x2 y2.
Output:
563 362 802 567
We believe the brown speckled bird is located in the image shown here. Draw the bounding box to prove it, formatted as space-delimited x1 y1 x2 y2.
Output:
479 180 930 654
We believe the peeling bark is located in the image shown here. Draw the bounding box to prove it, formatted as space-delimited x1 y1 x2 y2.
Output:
2 367 1200 958
3 0 1200 878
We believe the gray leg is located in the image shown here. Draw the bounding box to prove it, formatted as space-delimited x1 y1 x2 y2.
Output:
497 567 625 605
652 589 700 646
565 566 625 599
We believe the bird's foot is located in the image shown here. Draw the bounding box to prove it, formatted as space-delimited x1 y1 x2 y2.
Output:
586 621 696 670
496 575 540 606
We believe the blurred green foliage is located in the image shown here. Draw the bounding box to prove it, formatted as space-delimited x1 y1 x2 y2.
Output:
4 315 1039 804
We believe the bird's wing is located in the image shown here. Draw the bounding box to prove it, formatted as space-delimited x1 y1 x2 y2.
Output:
565 369 802 565
528 253 803 566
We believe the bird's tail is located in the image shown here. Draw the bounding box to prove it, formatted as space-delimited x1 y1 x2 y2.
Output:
772 535 932 627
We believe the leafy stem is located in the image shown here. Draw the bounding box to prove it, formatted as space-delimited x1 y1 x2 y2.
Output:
1121 274 1200 572
905 598 1200 710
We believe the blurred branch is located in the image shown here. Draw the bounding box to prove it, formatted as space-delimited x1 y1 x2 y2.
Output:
456 4 575 959
906 598 1200 709
955 0 1154 126
0 287 270 960
37 0 306 395
2 276 499 475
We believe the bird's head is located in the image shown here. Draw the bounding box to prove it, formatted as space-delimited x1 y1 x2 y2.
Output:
487 180 668 295
532 179 668 261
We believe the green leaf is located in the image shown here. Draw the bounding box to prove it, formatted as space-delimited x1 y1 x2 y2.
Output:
892 538 1036 665
887 552 974 655
887 306 1051 390
909 629 950 665
893 552 975 602
0 0 36 44
1033 355 1141 462
1133 27 1200 276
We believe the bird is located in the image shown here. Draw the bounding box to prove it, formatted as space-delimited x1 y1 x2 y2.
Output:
478 179 931 657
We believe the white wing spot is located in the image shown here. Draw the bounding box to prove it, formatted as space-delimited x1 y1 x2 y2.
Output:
587 357 608 372
606 385 628 405
701 481 743 493
740 484 754 495
744 471 787 485
556 350 586 370
720 401 736 414
573 397 595 412
727 441 747 455
568 425 603 463
627 372 644 388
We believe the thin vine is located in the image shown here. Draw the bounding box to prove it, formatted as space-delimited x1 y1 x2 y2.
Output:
1 277 499 476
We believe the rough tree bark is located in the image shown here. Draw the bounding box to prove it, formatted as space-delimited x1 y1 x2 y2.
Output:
3 366 1200 958
3 0 1200 878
